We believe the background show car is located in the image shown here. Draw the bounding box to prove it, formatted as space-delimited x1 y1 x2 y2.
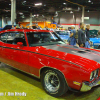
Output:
55 30 70 43
0 29 100 97
0 25 16 31
89 30 100 49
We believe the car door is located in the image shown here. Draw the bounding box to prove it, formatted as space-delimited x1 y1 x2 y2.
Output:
0 32 9 63
0 32 15 64
0 31 30 73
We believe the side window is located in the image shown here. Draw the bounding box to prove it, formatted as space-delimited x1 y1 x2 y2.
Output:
14 32 25 38
0 33 8 43
13 32 27 46
0 32 27 46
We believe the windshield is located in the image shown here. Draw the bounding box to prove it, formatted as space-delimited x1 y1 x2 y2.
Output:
89 34 99 38
27 32 65 46
89 34 100 38
89 30 99 38
56 31 68 35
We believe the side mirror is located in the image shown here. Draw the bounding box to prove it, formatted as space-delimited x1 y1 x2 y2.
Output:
17 42 23 47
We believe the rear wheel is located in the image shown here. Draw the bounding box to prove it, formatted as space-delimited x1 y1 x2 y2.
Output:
41 68 68 97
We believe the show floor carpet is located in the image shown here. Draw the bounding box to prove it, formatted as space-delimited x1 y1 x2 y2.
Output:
0 63 100 100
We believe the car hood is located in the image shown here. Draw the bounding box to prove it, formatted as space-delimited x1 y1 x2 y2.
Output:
42 44 100 71
90 38 100 43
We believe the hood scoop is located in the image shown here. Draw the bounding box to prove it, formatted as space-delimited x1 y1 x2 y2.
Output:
78 49 91 53
72 50 87 54
73 45 79 48
85 50 91 52
78 50 86 53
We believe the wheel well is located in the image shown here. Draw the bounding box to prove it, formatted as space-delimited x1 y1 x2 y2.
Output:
40 67 67 83
40 67 69 89
40 67 51 77
40 67 64 76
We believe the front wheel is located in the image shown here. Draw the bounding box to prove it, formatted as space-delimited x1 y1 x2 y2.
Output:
41 68 68 97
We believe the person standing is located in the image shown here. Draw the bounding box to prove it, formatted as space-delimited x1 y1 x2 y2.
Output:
12 25 15 29
85 24 90 48
68 25 76 46
78 23 86 47
20 25 23 29
50 28 54 31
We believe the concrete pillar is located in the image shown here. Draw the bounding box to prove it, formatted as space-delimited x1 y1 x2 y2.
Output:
44 22 45 28
74 13 77 29
99 11 100 29
11 0 14 25
58 16 60 24
11 0 16 25
2 16 4 27
82 7 85 23
13 0 16 19
30 13 32 26
73 13 75 24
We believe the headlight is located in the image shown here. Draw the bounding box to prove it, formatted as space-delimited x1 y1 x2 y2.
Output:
94 69 99 78
90 69 99 81
90 71 94 81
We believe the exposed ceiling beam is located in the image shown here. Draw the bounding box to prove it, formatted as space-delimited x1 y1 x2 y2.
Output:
66 0 86 7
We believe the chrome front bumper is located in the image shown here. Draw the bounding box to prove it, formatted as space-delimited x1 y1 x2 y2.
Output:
81 77 100 92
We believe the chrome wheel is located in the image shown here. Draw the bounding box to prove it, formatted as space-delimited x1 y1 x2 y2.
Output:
44 72 60 93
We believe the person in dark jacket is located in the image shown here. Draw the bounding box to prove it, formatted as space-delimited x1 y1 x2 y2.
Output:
85 24 90 48
78 23 86 47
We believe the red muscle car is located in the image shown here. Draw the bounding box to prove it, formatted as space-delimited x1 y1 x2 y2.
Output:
0 29 100 97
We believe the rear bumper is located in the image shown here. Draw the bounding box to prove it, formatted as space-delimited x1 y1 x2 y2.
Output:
80 77 100 92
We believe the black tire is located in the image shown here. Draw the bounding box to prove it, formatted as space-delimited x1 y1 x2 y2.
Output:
41 68 68 97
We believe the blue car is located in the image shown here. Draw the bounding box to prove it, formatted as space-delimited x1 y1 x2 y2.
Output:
0 28 2 31
89 30 100 49
55 30 70 43
0 25 16 31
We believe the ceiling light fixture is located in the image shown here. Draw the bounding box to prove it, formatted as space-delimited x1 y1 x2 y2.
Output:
33 14 39 17
34 15 36 17
35 3 42 6
91 2 93 4
22 1 26 5
42 15 44 17
87 10 89 12
70 11 73 13
29 7 30 8
88 0 91 2
63 7 72 11
22 15 25 18
19 12 23 15
78 7 80 11
63 3 66 5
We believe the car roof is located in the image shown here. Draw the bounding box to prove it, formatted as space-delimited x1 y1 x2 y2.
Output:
0 29 53 34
